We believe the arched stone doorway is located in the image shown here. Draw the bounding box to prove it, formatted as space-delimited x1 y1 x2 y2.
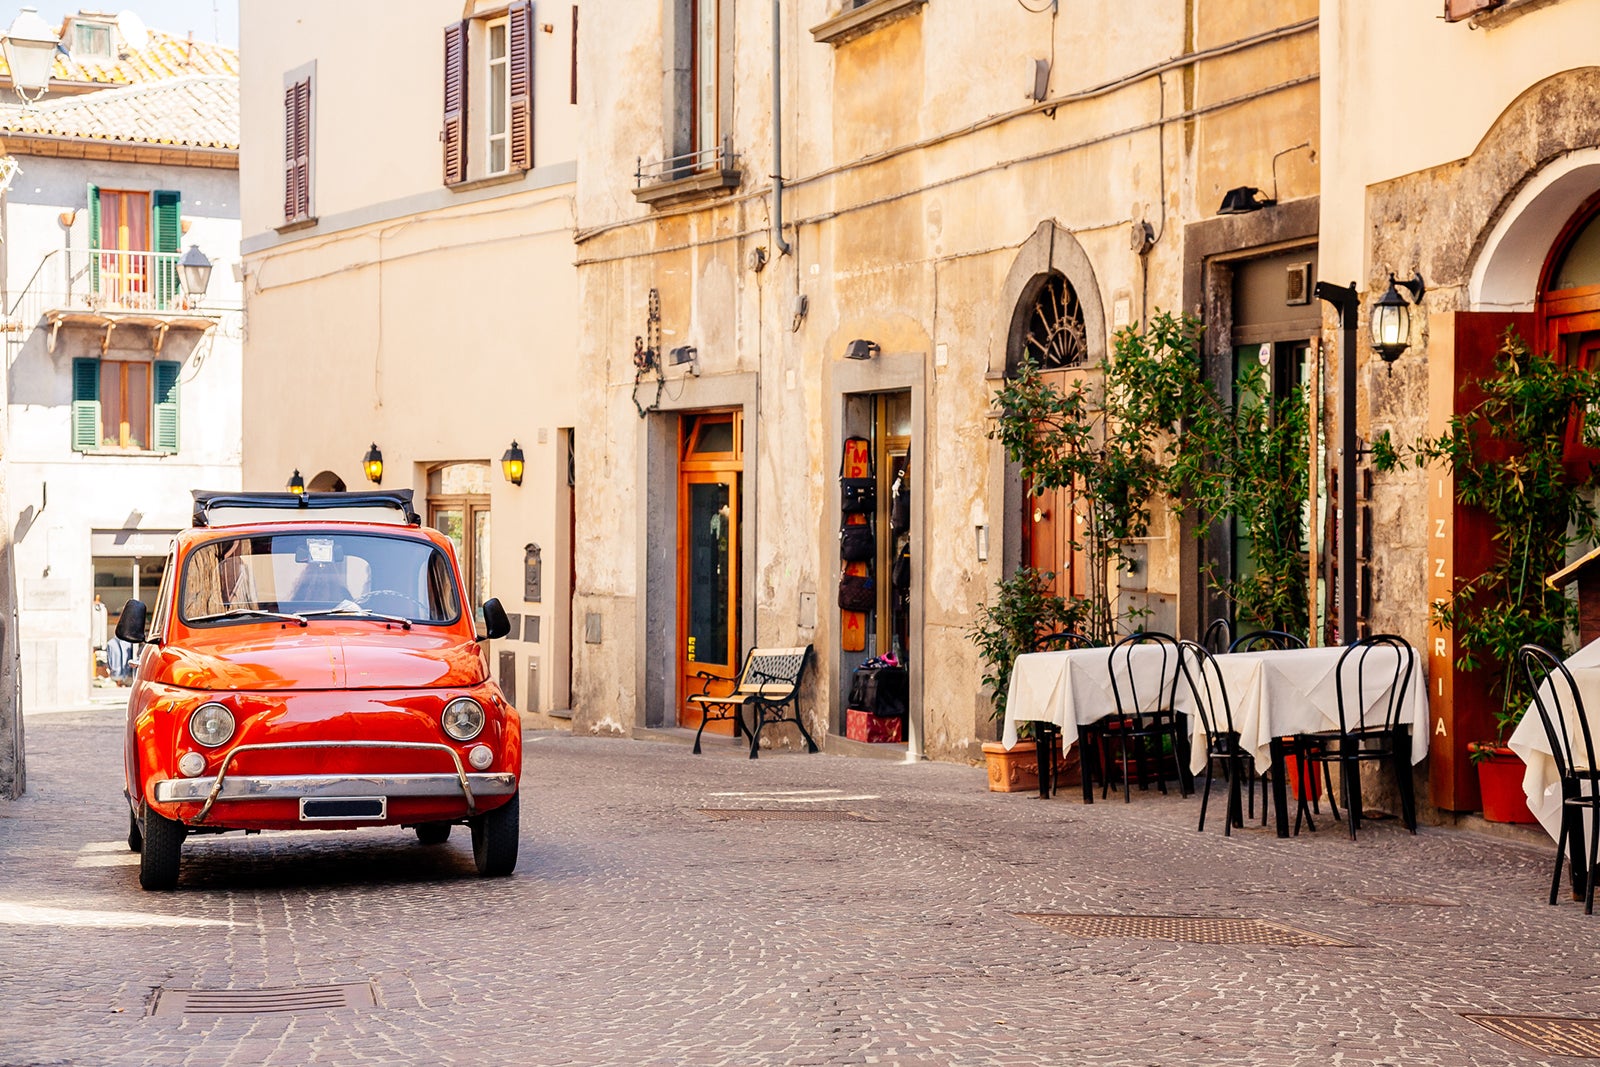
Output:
307 470 347 493
992 221 1107 599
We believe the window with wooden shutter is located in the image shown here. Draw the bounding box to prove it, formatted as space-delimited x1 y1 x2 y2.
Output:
87 183 101 292
152 360 180 454
443 21 469 185
1444 0 1502 20
508 0 534 171
72 357 100 452
283 75 312 221
152 190 181 309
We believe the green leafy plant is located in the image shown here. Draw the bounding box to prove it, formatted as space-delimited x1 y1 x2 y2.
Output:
988 311 1310 643
966 565 1086 727
1373 329 1600 751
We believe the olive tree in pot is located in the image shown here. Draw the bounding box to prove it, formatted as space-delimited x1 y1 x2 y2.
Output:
1374 329 1600 822
967 566 1085 792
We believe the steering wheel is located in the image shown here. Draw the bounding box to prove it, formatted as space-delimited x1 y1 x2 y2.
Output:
358 589 424 617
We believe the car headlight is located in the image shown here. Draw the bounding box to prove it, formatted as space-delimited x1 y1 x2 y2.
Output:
188 703 235 748
441 697 485 741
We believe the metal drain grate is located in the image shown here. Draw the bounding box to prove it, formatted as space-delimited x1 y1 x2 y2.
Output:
698 808 876 822
1466 1015 1600 1057
1014 913 1354 947
153 982 375 1017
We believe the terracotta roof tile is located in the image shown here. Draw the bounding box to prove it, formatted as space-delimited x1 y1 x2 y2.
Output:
0 74 238 149
0 23 238 88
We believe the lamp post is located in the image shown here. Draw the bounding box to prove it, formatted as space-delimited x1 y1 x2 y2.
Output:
1 7 59 105
178 244 213 304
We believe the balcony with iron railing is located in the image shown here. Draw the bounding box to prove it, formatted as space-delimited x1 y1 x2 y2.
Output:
633 137 742 208
4 248 221 356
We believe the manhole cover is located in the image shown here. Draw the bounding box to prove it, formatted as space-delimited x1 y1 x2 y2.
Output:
698 808 876 822
1013 913 1354 947
153 982 375 1017
1467 1014 1600 1057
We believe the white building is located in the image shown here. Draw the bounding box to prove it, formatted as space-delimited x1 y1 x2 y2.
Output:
1 19 241 712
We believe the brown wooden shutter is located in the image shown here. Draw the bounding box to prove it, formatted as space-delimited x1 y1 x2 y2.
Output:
1444 0 1502 21
443 20 470 185
283 77 311 220
508 1 535 171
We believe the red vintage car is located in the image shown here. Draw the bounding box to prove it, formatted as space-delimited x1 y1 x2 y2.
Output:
119 490 520 890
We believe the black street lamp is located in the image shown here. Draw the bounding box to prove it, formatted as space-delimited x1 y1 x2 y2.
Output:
1370 272 1426 364
178 245 213 302
501 441 524 486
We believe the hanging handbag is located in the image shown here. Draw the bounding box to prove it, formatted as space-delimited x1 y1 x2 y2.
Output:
840 435 876 514
890 450 910 532
840 523 875 562
838 570 876 612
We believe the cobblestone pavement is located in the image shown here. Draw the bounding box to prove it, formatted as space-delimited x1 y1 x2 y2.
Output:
2 707 1597 1066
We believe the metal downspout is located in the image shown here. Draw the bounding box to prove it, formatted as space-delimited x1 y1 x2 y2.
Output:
772 0 791 256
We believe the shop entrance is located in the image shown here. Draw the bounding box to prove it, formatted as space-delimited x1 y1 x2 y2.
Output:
677 411 743 733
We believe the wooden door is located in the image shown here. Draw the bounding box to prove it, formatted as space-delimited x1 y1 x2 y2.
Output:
677 412 742 731
1021 369 1086 599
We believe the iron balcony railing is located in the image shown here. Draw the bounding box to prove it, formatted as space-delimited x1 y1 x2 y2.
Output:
5 247 207 327
635 136 740 187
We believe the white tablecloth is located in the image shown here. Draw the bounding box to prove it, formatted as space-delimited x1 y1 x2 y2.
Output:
1003 643 1430 776
1508 640 1600 842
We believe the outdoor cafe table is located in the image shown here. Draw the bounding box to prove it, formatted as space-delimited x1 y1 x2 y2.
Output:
1508 639 1600 895
1003 642 1430 837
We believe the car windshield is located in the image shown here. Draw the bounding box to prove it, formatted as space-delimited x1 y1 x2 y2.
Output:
180 531 461 626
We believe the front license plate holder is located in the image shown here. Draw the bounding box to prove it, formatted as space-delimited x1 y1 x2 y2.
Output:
299 796 387 821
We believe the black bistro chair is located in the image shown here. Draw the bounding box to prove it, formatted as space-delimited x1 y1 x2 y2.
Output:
1179 639 1266 835
1090 632 1191 803
1203 618 1234 655
1228 629 1307 653
1029 631 1096 797
1299 634 1419 840
1518 643 1600 914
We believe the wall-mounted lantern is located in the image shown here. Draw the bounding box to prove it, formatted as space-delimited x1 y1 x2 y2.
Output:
287 469 305 494
1369 272 1427 364
501 441 525 486
362 443 383 485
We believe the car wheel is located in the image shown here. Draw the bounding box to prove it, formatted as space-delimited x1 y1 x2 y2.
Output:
139 809 184 891
127 807 143 853
470 791 518 877
415 822 451 845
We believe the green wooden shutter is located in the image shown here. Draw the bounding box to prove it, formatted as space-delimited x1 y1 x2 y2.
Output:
152 360 180 453
153 190 181 309
86 183 101 293
71 357 100 452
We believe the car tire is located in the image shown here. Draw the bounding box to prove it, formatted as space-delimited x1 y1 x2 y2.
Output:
414 822 451 845
127 807 143 853
470 791 518 877
139 808 184 891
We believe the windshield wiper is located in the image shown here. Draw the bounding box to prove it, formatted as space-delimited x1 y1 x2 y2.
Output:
300 607 413 630
189 608 307 627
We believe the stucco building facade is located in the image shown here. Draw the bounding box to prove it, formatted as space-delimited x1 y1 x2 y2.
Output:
570 0 1322 762
237 1 581 723
0 21 242 724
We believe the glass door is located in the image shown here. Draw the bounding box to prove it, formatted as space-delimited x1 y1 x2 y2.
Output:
677 412 742 732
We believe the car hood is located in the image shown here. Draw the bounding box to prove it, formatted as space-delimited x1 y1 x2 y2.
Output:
149 626 489 691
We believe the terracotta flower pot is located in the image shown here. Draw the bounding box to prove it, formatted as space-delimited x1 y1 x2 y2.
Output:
1470 743 1538 825
982 737 1078 793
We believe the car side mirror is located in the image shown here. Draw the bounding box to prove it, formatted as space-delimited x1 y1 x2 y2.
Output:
116 600 148 643
479 597 511 641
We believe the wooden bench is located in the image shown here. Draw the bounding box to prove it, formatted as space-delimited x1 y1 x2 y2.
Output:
689 645 817 759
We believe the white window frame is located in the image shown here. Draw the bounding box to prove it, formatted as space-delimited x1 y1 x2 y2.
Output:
485 16 512 177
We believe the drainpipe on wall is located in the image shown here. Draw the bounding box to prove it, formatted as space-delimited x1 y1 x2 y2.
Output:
771 0 791 256
1315 280 1359 645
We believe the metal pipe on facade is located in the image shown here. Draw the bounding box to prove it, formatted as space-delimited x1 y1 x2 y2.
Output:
771 0 791 256
1315 280 1359 645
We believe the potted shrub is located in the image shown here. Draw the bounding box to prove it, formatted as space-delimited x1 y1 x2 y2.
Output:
1375 329 1600 822
968 566 1084 792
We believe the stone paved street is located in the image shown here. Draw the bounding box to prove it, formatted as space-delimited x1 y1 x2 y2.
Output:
2 706 1597 1066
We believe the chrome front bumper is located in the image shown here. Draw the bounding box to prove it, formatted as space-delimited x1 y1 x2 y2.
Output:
154 772 516 803
156 740 510 825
